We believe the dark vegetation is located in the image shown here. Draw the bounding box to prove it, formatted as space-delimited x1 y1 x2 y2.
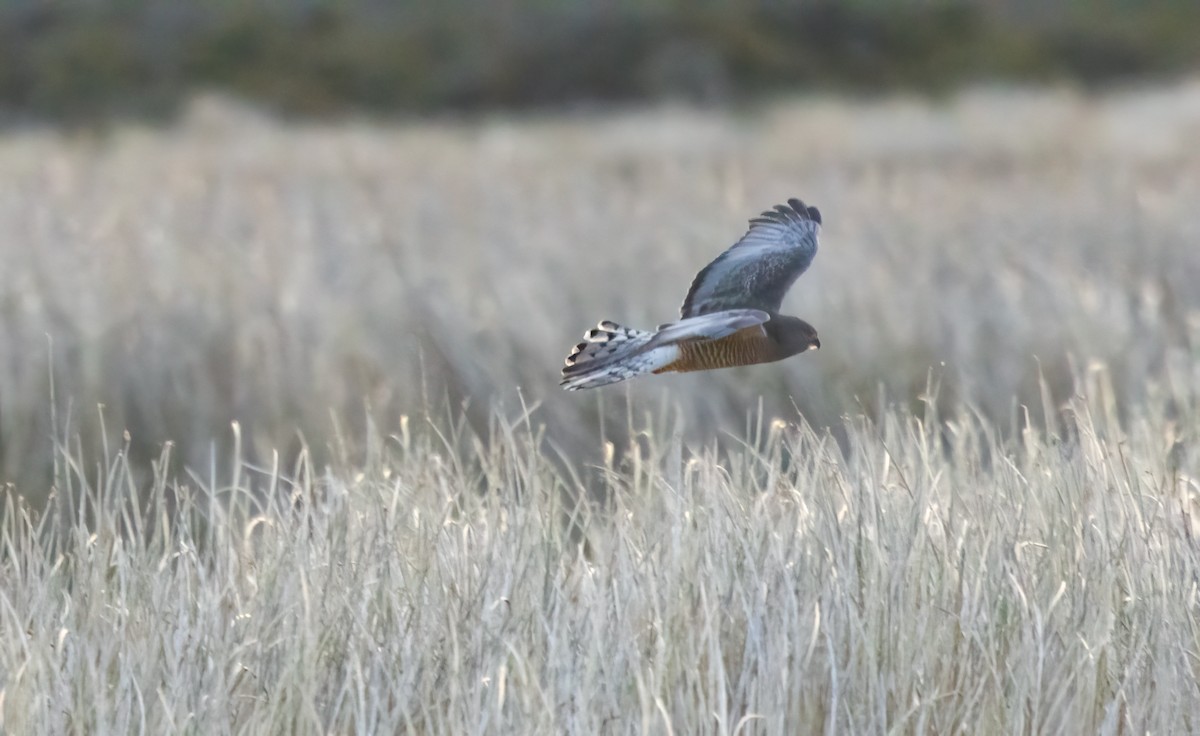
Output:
1 0 1198 123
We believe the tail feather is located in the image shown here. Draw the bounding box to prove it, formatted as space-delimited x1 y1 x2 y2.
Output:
561 320 675 390
562 321 649 370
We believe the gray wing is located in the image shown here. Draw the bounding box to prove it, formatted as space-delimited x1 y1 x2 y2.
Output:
680 198 821 318
650 308 769 346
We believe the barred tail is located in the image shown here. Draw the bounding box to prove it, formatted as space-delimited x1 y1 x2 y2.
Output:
560 320 677 391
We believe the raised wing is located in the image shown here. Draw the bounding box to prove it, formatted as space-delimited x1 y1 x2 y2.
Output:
680 198 821 317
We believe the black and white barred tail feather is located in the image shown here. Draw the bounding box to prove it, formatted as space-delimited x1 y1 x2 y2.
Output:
560 321 667 390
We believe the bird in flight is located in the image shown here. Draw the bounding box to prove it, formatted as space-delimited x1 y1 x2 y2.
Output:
561 198 822 390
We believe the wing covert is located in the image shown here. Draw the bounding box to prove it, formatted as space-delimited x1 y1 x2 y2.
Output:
680 198 821 317
649 308 769 346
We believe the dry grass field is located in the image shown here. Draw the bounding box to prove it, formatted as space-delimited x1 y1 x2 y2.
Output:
2 80 1200 732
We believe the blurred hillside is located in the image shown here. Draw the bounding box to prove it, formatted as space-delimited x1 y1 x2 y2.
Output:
1 0 1199 122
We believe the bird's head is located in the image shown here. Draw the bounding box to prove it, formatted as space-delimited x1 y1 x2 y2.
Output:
768 315 820 358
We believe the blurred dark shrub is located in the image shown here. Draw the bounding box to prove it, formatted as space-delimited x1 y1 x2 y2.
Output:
0 1 1197 122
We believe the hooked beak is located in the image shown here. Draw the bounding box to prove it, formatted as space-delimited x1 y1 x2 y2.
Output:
811 338 821 350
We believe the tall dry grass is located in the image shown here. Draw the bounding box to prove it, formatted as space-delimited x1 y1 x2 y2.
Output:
2 365 1200 733
1 81 1200 732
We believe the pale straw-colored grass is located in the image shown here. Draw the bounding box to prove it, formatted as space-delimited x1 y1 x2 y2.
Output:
2 365 1200 733
1 82 1199 489
1 81 1200 732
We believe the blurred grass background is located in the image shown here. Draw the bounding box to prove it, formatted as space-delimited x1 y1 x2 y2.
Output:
0 0 1199 498
2 83 1199 498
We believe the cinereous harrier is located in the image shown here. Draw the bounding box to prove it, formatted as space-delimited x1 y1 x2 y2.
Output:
561 198 821 390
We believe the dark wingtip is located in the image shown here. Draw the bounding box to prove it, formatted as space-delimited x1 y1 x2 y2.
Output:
755 198 821 227
785 197 821 225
